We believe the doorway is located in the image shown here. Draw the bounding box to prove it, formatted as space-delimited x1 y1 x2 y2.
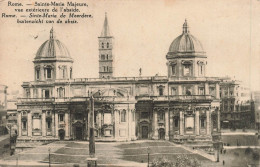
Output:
75 127 83 140
142 126 148 139
58 129 65 140
159 128 165 140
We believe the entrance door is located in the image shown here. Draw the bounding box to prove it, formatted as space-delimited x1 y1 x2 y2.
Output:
75 127 82 140
159 129 165 140
142 126 148 139
59 129 65 140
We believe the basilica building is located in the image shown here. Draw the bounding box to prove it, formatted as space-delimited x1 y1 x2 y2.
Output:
17 15 221 143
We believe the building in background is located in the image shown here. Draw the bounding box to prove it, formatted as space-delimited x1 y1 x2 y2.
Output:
0 85 8 135
16 16 221 143
252 91 260 132
219 78 254 129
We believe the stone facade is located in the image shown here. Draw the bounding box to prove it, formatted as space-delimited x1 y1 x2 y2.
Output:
17 16 221 143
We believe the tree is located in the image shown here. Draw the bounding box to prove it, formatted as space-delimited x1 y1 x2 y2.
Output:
151 154 201 167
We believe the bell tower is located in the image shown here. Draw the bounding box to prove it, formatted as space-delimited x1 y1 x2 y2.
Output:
98 13 114 78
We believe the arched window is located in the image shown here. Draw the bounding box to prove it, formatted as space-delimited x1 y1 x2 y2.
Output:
35 67 40 80
102 43 104 48
159 87 164 96
44 66 53 79
107 42 109 48
200 65 203 75
106 54 109 60
121 110 126 122
107 66 109 72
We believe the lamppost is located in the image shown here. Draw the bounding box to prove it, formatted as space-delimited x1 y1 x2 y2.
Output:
147 146 150 167
48 147 51 167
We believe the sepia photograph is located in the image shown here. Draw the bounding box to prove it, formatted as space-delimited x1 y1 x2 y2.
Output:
0 0 260 166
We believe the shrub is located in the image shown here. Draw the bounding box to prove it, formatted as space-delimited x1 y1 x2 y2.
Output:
151 154 201 167
151 157 174 167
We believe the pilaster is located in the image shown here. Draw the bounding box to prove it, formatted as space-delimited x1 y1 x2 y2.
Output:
179 111 184 135
17 111 22 137
153 110 158 139
165 109 169 140
195 110 200 135
65 112 69 139
27 111 32 137
42 111 46 137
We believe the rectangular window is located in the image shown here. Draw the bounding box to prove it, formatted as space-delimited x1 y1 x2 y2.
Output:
47 121 51 129
101 55 105 60
44 90 50 98
209 87 215 97
174 118 179 127
59 114 64 122
201 119 205 128
22 121 27 129
171 65 176 75
33 89 38 98
199 87 205 95
183 65 191 76
171 87 177 95
26 89 30 98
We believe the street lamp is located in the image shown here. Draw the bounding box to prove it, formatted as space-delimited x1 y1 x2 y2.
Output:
48 147 51 167
147 146 150 167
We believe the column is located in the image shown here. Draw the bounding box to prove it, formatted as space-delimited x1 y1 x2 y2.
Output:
195 110 200 135
52 111 55 137
65 112 69 138
217 109 221 133
216 83 220 99
127 107 132 140
169 111 173 140
153 110 158 139
206 110 210 135
98 112 102 137
17 111 22 137
55 112 59 138
27 111 32 137
165 109 169 140
42 111 46 137
179 111 184 135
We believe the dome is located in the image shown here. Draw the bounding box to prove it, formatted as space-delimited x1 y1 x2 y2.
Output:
168 20 204 54
35 28 71 59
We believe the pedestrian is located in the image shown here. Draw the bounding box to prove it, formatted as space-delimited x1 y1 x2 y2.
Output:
223 160 225 165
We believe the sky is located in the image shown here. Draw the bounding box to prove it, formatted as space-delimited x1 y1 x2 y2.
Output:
0 0 260 94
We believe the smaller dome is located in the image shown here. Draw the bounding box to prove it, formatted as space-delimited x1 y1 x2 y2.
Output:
35 28 71 59
168 20 204 54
